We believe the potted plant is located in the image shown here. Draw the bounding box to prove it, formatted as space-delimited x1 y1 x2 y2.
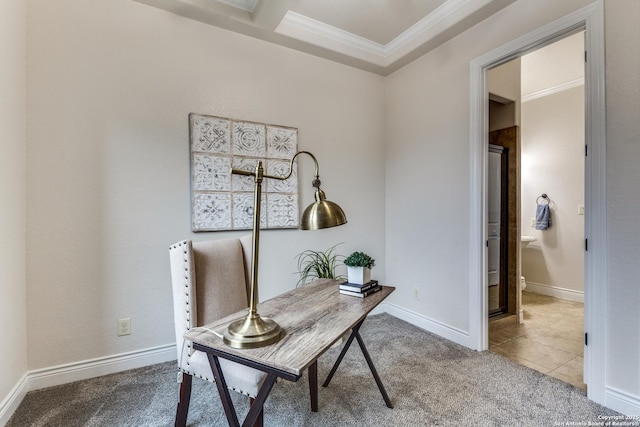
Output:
295 244 344 287
344 251 375 285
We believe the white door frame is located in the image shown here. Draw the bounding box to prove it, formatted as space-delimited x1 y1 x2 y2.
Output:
468 1 606 405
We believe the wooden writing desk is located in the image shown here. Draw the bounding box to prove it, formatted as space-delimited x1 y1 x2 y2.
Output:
183 278 395 427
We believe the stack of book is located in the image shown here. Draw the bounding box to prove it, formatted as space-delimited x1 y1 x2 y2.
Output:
339 280 382 298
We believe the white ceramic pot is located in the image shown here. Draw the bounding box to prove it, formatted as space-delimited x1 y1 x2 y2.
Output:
347 266 371 285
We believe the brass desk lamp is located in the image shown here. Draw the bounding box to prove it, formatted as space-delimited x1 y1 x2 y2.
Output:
223 151 347 349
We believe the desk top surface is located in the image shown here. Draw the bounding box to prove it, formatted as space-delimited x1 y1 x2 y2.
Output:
184 279 394 378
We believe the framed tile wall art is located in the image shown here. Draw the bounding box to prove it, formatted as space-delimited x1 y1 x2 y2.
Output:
189 113 299 232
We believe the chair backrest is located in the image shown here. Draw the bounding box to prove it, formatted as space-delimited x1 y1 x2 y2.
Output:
169 237 252 356
192 238 249 325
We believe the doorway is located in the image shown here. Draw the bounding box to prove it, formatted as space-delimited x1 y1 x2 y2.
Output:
486 34 586 390
468 1 607 404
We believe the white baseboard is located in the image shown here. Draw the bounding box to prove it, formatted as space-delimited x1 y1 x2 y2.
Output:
375 302 471 348
605 386 640 416
0 373 28 427
28 343 177 391
0 343 177 425
524 281 584 303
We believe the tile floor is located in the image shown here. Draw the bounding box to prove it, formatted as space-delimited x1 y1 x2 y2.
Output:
489 291 586 390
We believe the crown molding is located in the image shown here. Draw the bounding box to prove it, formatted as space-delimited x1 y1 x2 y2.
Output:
275 0 494 67
385 0 473 54
276 11 387 58
521 77 584 103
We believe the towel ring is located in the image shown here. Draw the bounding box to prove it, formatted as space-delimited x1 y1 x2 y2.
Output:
536 194 550 205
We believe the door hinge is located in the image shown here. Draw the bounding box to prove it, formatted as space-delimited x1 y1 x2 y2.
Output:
585 332 588 346
486 240 489 248
585 145 588 157
585 238 588 251
585 50 588 62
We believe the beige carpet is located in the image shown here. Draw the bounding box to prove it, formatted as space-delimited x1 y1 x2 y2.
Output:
7 313 618 426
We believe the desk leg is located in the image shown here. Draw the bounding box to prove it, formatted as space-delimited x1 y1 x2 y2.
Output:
322 318 393 409
308 360 318 412
208 353 240 427
248 398 264 427
244 374 276 427
322 319 363 388
207 353 278 427
355 331 394 409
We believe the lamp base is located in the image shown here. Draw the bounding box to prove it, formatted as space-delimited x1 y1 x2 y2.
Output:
223 313 283 349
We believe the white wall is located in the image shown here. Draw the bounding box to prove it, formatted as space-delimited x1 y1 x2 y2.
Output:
25 0 385 370
384 0 594 341
488 58 521 131
6 0 640 417
605 0 640 401
0 0 28 417
521 32 585 97
520 86 585 297
488 58 521 103
385 0 640 412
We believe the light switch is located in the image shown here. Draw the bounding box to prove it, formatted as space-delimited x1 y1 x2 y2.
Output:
530 218 535 228
578 204 585 215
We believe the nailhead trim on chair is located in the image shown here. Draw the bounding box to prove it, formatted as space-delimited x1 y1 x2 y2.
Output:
170 241 194 366
171 239 255 398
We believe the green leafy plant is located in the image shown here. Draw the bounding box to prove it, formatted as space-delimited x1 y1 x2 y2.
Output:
295 244 344 287
343 251 375 269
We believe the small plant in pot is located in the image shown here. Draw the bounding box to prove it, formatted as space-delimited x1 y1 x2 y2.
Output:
344 251 375 285
295 243 344 287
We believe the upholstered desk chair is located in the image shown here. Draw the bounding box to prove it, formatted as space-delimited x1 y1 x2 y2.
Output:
169 236 266 426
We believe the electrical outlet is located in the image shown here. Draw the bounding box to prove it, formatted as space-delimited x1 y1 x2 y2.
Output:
578 204 585 215
118 318 131 336
414 288 420 301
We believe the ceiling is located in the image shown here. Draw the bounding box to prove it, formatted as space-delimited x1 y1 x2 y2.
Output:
134 0 516 75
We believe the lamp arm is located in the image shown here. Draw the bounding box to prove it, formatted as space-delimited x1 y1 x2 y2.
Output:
232 150 320 185
231 168 254 177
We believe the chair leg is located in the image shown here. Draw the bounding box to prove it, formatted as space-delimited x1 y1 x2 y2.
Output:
249 397 264 427
175 373 193 427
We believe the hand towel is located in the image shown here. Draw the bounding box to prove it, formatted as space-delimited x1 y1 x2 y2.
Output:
535 204 551 230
